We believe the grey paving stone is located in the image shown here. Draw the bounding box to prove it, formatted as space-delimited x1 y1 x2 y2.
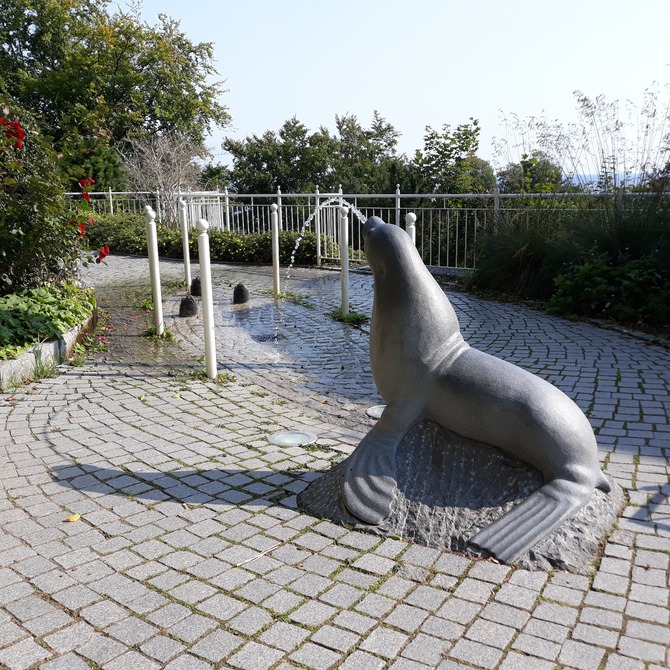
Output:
190 628 245 662
617 635 667 663
360 626 408 659
498 651 557 670
401 632 452 666
140 635 186 663
163 654 213 670
289 641 342 670
228 640 285 670
39 652 92 670
558 640 606 670
103 650 161 669
512 633 561 661
466 618 516 649
339 650 385 670
289 600 337 626
260 621 310 652
448 638 503 669
0 637 52 670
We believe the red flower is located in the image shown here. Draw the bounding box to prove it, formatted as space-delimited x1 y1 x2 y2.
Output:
81 191 91 202
77 222 87 237
96 246 110 263
0 119 24 149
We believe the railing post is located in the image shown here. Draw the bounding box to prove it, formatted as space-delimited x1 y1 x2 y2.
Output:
340 206 349 316
108 187 114 215
155 191 161 224
196 218 217 379
224 187 231 231
179 198 192 289
493 184 500 235
395 183 401 226
314 187 322 267
276 186 283 231
271 203 281 298
145 206 164 336
405 212 417 246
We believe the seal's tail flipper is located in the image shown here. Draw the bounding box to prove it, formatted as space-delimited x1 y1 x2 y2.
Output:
469 479 592 564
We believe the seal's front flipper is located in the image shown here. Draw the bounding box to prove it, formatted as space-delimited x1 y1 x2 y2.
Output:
469 479 592 564
342 404 420 525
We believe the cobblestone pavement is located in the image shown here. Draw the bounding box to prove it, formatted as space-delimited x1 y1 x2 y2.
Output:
0 254 668 670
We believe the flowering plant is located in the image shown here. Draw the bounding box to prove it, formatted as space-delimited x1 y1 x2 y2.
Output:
0 101 109 293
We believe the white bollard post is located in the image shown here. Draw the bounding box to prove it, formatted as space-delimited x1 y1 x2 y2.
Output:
108 187 114 215
224 187 231 231
395 184 401 226
314 187 322 267
145 205 164 336
179 198 192 289
405 212 417 247
340 206 349 316
271 203 281 298
197 218 217 379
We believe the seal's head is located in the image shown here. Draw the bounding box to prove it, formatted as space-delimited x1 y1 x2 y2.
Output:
363 216 417 282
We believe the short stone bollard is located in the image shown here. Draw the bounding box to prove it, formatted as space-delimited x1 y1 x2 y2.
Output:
233 283 250 304
179 295 198 317
190 276 201 296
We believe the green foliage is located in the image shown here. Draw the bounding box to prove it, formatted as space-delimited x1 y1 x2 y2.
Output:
414 118 495 194
0 282 96 360
0 0 230 188
223 111 413 195
86 213 318 265
497 151 565 193
0 101 96 294
549 258 669 327
471 220 576 299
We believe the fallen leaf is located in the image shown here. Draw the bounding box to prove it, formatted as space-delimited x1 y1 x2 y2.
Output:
139 395 146 401
4 396 15 402
172 393 180 398
64 513 81 522
182 503 190 509
320 400 329 404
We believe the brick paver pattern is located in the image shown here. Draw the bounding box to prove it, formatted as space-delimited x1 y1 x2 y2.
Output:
0 255 668 670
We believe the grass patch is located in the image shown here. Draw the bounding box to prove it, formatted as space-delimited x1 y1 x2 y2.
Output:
328 308 369 326
187 369 237 385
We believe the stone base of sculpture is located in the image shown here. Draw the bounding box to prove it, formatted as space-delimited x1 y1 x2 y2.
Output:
299 420 623 573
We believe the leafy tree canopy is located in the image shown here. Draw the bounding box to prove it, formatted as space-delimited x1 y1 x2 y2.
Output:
222 112 419 196
497 151 564 193
413 118 495 193
0 0 230 188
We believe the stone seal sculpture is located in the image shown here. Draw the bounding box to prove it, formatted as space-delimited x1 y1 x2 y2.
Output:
233 283 250 304
342 216 611 564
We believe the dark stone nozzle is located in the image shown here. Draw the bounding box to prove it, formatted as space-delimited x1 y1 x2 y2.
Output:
190 277 201 296
233 283 250 304
179 294 198 317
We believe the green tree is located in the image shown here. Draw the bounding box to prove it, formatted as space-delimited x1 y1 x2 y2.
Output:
413 118 494 193
0 0 230 188
497 151 564 193
223 117 337 193
223 112 411 195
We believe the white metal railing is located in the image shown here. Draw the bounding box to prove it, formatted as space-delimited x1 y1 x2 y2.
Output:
67 188 646 270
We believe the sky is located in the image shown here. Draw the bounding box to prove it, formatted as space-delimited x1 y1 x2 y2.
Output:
134 0 670 171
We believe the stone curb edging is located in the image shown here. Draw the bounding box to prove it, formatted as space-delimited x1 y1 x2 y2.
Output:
0 309 98 392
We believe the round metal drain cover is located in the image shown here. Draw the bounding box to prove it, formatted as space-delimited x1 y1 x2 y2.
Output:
269 431 318 447
366 405 386 419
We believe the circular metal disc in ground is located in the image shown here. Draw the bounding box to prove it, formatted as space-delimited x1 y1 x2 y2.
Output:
269 431 318 447
366 405 386 419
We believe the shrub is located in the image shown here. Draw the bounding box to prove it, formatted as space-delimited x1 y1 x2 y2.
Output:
470 219 576 299
87 213 318 265
549 257 669 328
0 102 97 294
